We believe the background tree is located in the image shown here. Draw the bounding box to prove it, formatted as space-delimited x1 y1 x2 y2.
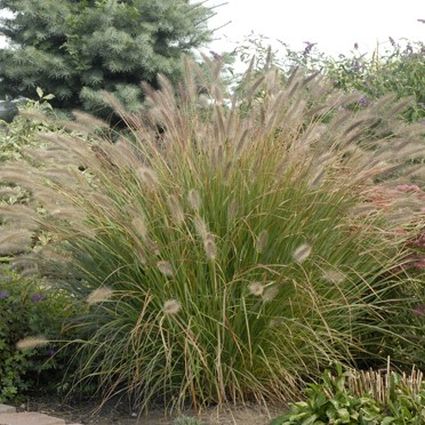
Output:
0 0 213 115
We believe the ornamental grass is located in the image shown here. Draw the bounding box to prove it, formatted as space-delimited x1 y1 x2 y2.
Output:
3 58 425 411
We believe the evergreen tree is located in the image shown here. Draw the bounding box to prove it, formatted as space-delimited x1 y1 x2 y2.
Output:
0 0 213 115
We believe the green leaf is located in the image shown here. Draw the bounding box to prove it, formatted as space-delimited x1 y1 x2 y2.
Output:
381 417 395 425
336 408 350 422
36 87 44 98
301 415 318 425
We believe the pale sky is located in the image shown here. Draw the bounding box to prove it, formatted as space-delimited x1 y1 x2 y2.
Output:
206 0 424 55
0 1 423 56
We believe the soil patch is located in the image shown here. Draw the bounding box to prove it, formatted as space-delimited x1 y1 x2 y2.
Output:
21 396 285 425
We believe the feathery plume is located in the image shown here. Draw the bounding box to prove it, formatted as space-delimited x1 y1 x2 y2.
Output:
157 260 174 277
0 229 33 255
193 216 208 239
255 230 269 254
227 199 239 220
72 110 109 130
16 336 49 350
137 167 159 190
263 285 279 302
293 243 312 264
248 281 264 297
131 216 148 240
322 269 346 284
187 189 201 211
203 233 217 261
86 287 114 305
167 194 185 225
163 299 181 315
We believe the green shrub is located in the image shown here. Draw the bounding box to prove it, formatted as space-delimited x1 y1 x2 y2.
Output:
0 267 73 402
271 366 425 424
321 40 425 123
235 36 425 122
0 88 57 164
6 60 425 411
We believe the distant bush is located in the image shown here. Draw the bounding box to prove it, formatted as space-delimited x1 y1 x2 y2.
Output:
4 60 425 412
319 40 425 123
0 267 73 402
271 366 425 424
236 36 425 122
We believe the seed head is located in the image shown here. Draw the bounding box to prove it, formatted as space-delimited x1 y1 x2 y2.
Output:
263 285 279 302
167 194 185 225
86 287 114 305
163 299 181 315
135 248 147 265
227 199 239 219
293 243 312 264
203 233 217 261
131 216 148 240
0 229 33 256
137 167 159 190
322 269 346 284
193 216 208 239
255 230 269 254
157 260 174 277
187 189 201 211
248 281 264 297
16 336 49 350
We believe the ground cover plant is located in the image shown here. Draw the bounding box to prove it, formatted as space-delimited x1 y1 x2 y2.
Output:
2 58 425 413
271 365 425 424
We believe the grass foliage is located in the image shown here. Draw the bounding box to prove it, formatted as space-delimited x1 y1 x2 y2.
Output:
3 59 425 411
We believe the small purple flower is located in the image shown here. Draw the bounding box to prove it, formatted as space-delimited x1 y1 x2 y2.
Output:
303 41 316 57
358 96 369 107
0 290 9 300
31 293 45 303
412 304 425 317
46 348 56 357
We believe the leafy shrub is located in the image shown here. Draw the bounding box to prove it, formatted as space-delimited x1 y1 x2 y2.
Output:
321 40 425 123
0 90 65 264
0 267 73 402
6 60 425 411
271 366 425 424
235 36 425 122
0 88 57 164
